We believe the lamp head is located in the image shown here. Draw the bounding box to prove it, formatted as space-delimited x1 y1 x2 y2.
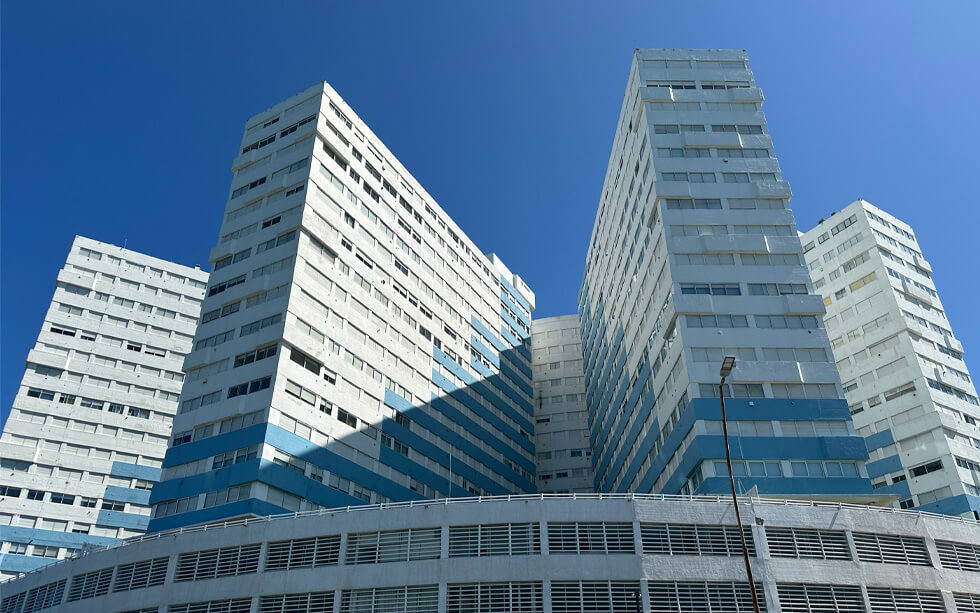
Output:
720 356 736 378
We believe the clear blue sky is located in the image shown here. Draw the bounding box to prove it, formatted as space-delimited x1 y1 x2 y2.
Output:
3 2 979 425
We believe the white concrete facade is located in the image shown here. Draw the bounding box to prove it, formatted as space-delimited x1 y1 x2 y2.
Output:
0 236 207 578
531 315 594 493
578 49 874 500
3 494 979 613
151 83 536 532
802 199 980 518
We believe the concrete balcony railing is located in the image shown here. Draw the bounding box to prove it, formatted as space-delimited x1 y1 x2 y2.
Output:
913 256 933 274
946 336 965 354
902 279 935 306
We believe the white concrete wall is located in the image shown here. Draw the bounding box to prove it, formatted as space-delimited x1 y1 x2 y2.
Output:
803 199 980 515
532 315 593 492
0 236 207 574
3 495 978 612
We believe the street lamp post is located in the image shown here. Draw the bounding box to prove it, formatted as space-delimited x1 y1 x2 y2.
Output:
719 356 762 613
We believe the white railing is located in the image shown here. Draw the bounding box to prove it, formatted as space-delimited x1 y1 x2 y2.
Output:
4 492 977 583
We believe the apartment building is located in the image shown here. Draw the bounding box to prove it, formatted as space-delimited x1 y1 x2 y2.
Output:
577 49 876 500
802 199 980 518
0 236 207 578
148 82 536 531
531 315 594 493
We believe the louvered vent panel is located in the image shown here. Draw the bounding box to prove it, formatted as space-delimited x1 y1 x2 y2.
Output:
766 527 850 560
550 581 641 613
642 523 755 557
446 581 544 612
777 583 865 613
936 540 980 571
68 567 113 601
953 592 980 612
258 591 333 613
866 587 945 613
648 581 765 612
265 535 340 570
854 532 931 566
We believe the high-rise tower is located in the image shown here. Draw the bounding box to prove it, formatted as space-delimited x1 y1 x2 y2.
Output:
803 199 980 518
531 315 594 493
578 49 877 500
0 236 206 578
148 83 535 531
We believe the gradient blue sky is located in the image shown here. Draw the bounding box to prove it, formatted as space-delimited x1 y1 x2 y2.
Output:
3 2 979 425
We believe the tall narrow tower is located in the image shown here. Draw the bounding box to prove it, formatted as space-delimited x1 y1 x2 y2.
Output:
803 199 980 518
0 236 206 578
531 315 594 493
148 83 536 531
578 49 877 500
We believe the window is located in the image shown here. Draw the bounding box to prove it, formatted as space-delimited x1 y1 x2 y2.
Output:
680 283 741 296
289 348 322 374
234 344 277 367
51 493 75 505
909 459 943 477
337 408 358 428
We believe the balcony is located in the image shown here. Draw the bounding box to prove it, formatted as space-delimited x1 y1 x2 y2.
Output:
902 280 935 306
913 256 933 274
946 336 965 354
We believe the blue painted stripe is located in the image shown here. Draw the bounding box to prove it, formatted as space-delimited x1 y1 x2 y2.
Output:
499 360 533 396
384 389 534 489
500 275 531 312
469 356 534 416
429 371 536 467
501 309 530 340
97 509 149 530
500 291 531 328
471 316 507 353
866 454 904 479
695 475 875 497
148 498 288 533
635 398 871 494
915 493 980 516
384 392 516 491
0 526 120 549
154 425 419 506
470 335 500 368
103 485 152 505
378 410 515 494
111 461 162 481
264 428 420 501
162 422 267 468
604 366 654 488
877 480 911 499
864 429 895 452
498 325 525 351
0 553 60 573
433 349 535 440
